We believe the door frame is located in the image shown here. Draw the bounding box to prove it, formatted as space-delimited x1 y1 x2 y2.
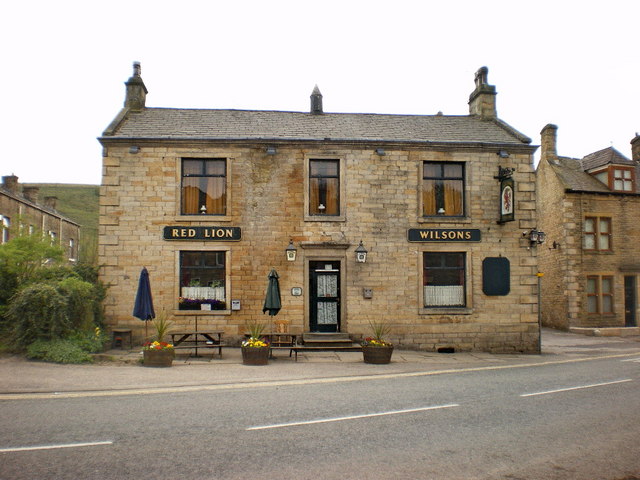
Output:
302 244 349 333
308 260 341 332
624 275 637 327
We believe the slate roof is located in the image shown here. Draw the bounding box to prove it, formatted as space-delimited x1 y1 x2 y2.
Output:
580 147 634 171
101 108 532 146
548 153 640 194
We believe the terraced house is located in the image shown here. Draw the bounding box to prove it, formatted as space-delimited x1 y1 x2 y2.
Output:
537 125 640 333
99 63 541 352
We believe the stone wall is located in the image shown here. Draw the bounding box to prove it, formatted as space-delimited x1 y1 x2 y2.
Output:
99 142 539 352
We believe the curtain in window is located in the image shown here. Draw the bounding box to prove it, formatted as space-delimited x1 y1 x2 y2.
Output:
310 178 339 215
424 286 465 306
205 177 226 215
443 180 463 215
423 179 436 215
182 179 200 214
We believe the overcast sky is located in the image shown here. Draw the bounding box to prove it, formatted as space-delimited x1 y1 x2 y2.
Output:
1 0 637 185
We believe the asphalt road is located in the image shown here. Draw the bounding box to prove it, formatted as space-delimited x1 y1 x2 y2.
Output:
1 354 639 479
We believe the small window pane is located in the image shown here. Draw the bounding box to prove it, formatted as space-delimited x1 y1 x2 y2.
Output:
423 164 441 178
443 164 462 178
587 296 598 313
183 160 202 175
584 234 596 250
585 218 595 232
614 180 623 190
624 170 632 179
310 160 338 177
601 277 612 294
599 219 609 233
586 278 597 294
602 296 613 313
206 160 226 175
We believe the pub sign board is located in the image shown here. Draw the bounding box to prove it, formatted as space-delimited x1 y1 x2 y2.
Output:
408 228 481 242
163 226 241 241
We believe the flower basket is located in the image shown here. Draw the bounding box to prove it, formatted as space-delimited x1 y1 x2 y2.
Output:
241 346 270 366
143 348 175 367
362 345 394 364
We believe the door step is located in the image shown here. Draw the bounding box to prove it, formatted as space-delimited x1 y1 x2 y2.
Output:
302 333 358 348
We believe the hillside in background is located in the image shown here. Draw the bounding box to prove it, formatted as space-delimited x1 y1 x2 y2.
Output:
25 183 99 263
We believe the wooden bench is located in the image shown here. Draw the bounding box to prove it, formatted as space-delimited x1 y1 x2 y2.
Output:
291 345 362 361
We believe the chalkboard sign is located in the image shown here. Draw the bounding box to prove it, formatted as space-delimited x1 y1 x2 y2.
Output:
482 257 510 296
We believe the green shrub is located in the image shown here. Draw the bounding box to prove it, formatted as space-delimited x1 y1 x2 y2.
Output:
26 339 93 364
7 284 71 346
68 327 109 354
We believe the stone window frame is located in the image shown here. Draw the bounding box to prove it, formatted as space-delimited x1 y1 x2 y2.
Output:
417 160 471 224
583 216 612 252
175 154 233 223
173 248 232 316
304 155 346 222
586 274 614 315
419 247 473 315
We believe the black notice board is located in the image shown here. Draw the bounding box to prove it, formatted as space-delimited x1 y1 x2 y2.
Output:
482 257 510 296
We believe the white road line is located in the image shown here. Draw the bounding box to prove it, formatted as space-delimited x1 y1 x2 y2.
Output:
0 440 113 453
520 379 633 397
246 404 460 431
620 358 640 362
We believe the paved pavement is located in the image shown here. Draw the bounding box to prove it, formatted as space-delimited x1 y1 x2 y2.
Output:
1 328 639 396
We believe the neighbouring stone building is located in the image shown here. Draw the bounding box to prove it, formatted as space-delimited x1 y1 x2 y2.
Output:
0 175 80 261
537 125 640 333
99 63 541 352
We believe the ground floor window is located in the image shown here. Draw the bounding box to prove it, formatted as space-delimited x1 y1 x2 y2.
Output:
179 251 226 310
423 252 466 307
586 275 613 314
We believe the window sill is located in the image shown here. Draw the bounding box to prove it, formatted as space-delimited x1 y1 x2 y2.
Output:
175 215 232 223
173 309 231 316
418 217 472 224
420 307 473 315
304 215 346 222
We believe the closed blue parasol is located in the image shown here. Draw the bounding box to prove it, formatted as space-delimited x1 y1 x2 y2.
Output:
263 269 281 316
133 267 155 338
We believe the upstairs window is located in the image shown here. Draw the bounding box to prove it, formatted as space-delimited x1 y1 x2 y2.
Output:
181 159 227 215
309 159 340 216
423 162 464 217
584 217 611 251
423 252 466 307
1 216 9 243
613 168 634 192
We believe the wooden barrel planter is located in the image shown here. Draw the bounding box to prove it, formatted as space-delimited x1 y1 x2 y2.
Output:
143 349 175 367
241 346 270 365
362 346 394 364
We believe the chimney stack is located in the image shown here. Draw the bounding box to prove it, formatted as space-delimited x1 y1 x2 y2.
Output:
44 196 58 210
2 175 19 194
540 124 558 162
631 134 640 162
468 66 497 119
22 186 39 203
310 85 323 114
124 61 148 111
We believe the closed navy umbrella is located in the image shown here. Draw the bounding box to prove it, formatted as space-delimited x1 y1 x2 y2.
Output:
133 267 155 339
263 269 282 317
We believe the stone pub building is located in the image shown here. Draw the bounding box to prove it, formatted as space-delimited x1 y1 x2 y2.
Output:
99 63 540 352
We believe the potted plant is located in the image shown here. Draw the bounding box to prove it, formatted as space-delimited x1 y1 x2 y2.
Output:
241 319 270 366
142 311 175 367
361 321 393 364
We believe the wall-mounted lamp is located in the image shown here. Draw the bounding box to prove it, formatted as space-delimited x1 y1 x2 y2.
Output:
266 146 277 155
497 150 510 158
355 240 368 263
129 146 140 154
524 229 546 247
375 148 386 156
285 239 297 262
200 205 207 214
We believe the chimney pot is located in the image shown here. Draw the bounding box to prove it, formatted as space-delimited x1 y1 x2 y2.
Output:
540 124 558 162
124 61 148 111
2 175 19 194
22 186 39 203
44 196 58 210
310 85 323 114
468 66 497 119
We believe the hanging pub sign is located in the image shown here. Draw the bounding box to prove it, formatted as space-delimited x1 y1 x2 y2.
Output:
495 166 515 224
408 228 481 242
163 226 241 241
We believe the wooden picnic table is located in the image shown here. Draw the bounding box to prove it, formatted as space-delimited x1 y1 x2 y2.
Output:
171 330 224 358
